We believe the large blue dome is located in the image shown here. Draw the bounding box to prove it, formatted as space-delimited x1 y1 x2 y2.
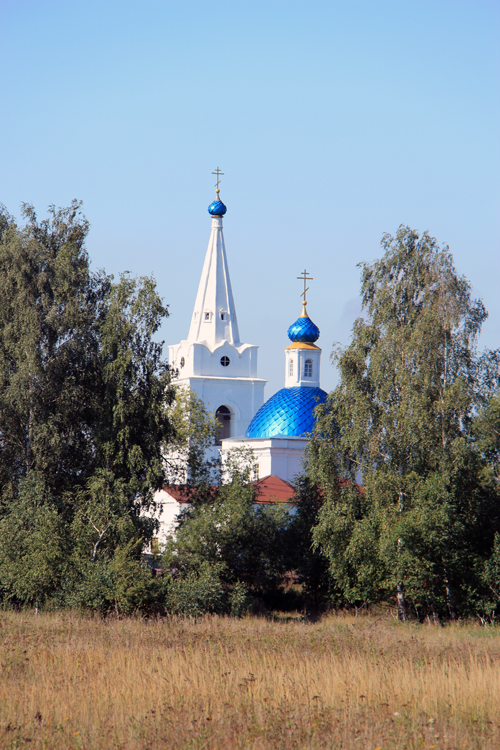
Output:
246 386 327 439
208 199 227 216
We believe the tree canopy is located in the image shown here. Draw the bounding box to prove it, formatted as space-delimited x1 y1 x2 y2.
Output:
308 225 500 620
0 201 174 610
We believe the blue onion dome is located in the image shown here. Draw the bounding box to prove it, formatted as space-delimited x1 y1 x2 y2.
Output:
287 303 320 343
246 386 327 439
208 196 227 216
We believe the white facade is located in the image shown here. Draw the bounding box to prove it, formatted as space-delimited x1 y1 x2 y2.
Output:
284 342 321 389
222 435 309 484
168 213 266 439
149 487 187 547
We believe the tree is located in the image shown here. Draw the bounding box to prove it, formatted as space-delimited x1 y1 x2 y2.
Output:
94 272 174 506
162 452 291 613
474 392 500 492
0 202 175 611
0 203 174 505
286 475 332 610
308 225 500 620
162 386 219 487
0 473 69 608
0 202 105 497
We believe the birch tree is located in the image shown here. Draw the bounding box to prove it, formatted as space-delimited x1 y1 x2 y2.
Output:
309 226 500 620
0 202 175 609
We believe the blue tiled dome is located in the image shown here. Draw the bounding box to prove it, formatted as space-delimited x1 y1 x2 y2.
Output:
246 386 327 439
287 312 320 343
208 199 227 216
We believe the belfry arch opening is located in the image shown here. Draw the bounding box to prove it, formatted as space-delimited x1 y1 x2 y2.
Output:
215 405 231 445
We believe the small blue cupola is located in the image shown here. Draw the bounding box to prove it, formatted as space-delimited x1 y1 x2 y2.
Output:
287 302 320 343
208 176 227 217
244 273 326 440
208 198 227 216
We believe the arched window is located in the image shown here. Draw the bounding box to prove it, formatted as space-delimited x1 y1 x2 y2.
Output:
288 359 294 377
304 359 313 377
215 405 231 445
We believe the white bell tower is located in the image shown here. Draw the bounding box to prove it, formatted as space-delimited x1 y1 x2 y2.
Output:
168 172 266 441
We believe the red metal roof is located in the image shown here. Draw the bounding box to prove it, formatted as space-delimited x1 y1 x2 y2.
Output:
161 475 295 505
252 475 295 504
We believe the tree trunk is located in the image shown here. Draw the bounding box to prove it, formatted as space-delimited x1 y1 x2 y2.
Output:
397 582 406 622
443 560 458 621
396 489 406 622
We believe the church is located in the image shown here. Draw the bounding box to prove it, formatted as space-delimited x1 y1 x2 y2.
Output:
152 172 327 541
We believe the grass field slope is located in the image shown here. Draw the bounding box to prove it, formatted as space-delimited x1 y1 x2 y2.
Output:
0 611 499 749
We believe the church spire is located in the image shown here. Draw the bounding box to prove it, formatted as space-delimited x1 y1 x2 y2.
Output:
186 171 240 347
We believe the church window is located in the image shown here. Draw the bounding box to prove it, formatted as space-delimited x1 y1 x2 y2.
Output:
194 312 198 321
220 356 230 367
215 405 231 445
304 359 313 377
204 312 210 321
288 359 294 377
220 312 225 320
180 357 185 368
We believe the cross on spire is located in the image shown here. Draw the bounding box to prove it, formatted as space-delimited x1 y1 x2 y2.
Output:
212 167 224 193
297 269 313 304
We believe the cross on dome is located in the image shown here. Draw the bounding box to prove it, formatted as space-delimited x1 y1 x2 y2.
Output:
297 268 314 318
297 269 313 305
212 166 224 196
208 168 227 217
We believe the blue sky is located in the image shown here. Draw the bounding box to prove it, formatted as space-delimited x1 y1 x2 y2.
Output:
2 0 499 398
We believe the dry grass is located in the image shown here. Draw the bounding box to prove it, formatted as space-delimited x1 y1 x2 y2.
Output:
0 611 499 749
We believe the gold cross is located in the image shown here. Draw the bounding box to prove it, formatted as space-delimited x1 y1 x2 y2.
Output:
297 269 313 303
212 167 224 191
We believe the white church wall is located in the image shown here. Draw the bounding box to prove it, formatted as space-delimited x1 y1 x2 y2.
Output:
285 345 321 389
148 487 187 548
222 436 308 484
169 376 264 439
169 341 260 381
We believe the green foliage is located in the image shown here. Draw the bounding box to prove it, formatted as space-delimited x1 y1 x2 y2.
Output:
163 456 290 611
107 542 164 615
165 562 227 617
480 533 500 621
474 392 500 492
164 570 249 619
308 226 500 619
0 202 175 613
311 479 383 606
96 273 174 504
229 580 250 617
0 202 104 495
163 386 219 486
63 545 163 616
286 476 332 609
0 474 69 607
0 202 173 504
62 558 115 614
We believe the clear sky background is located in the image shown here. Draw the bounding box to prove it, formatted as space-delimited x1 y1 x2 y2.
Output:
2 0 499 399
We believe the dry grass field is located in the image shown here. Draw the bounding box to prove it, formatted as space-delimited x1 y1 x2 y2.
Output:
0 611 499 749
